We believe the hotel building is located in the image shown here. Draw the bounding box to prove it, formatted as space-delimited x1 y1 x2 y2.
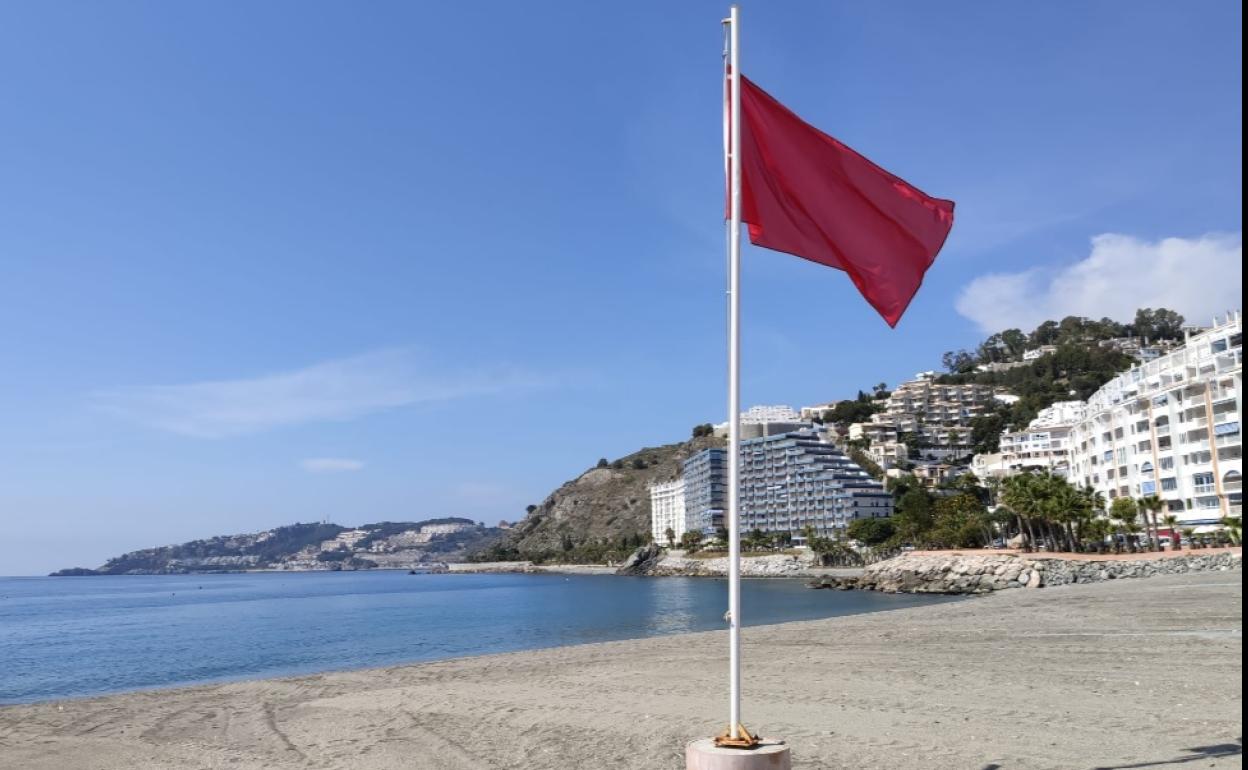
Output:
677 433 891 542
738 431 893 541
648 478 688 544
682 448 728 536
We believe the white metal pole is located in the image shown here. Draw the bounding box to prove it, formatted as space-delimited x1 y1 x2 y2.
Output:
726 2 743 741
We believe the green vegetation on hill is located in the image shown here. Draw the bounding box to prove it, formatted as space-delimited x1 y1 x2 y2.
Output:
953 343 1137 451
937 309 1186 452
941 308 1185 373
816 392 885 428
471 435 725 565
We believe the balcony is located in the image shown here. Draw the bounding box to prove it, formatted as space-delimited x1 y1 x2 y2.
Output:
1193 483 1217 495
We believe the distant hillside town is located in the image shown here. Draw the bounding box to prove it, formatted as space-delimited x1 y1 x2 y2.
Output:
52 518 503 575
647 308 1242 552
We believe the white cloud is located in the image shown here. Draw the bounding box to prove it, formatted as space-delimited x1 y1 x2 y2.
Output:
95 349 547 438
300 457 365 473
956 233 1243 333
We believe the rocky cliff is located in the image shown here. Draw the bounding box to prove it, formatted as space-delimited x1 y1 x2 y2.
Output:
482 435 725 562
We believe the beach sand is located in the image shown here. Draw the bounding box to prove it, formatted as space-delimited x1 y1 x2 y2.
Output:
0 571 1240 770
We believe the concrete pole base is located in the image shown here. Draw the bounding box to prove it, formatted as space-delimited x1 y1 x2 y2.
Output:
686 738 791 770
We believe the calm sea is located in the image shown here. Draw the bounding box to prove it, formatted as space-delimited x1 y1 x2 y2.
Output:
0 571 952 704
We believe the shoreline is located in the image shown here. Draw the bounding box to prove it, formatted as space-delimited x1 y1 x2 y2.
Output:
0 591 957 710
1 571 1239 769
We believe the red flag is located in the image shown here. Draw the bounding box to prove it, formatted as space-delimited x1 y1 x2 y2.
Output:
736 75 955 327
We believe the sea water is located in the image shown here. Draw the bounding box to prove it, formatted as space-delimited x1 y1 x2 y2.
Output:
0 571 954 703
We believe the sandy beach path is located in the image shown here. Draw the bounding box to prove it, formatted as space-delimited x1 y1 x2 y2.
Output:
0 570 1240 770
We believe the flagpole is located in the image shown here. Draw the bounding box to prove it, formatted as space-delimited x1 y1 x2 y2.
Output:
689 6 789 765
725 2 743 743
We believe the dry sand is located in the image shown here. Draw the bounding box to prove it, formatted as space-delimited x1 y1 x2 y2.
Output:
0 571 1240 770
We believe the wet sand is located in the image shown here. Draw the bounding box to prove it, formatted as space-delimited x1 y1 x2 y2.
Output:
0 570 1240 769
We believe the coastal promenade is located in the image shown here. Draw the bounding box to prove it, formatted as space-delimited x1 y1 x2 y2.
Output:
0 571 1240 769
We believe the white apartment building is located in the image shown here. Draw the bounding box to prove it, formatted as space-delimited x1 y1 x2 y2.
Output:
973 401 1087 479
800 402 842 421
1067 312 1242 528
714 404 810 439
1023 345 1059 361
649 478 688 544
740 405 802 423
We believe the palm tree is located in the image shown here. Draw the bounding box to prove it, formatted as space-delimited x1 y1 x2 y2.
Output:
1084 517 1112 553
1109 497 1139 552
665 527 676 549
1078 485 1107 546
1002 475 1043 551
1219 515 1242 546
1138 495 1164 551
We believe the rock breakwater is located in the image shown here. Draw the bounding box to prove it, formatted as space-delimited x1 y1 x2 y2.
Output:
809 550 1241 594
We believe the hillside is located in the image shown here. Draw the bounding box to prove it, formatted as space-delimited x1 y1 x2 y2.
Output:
473 435 725 564
934 309 1187 453
51 518 504 575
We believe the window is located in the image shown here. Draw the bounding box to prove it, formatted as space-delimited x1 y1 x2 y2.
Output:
1162 478 1178 491
1160 456 1175 470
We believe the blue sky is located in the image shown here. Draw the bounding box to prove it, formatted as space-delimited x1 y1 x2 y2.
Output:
0 1 1241 575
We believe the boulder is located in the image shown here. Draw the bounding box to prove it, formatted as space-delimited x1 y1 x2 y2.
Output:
616 543 664 576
